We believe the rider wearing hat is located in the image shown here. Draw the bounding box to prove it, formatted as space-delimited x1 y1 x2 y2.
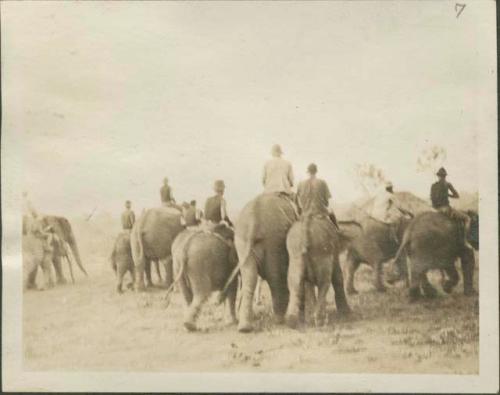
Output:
430 167 472 251
121 200 136 233
204 180 233 227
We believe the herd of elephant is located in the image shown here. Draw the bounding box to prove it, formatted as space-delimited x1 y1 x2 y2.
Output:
108 193 479 333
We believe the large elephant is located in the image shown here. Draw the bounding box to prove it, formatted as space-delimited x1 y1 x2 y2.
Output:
39 215 87 282
23 233 54 291
171 224 238 331
389 210 479 301
285 216 351 328
130 207 184 291
110 231 135 293
339 215 412 294
234 193 298 332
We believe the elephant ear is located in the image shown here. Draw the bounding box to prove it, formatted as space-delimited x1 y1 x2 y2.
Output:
337 221 363 251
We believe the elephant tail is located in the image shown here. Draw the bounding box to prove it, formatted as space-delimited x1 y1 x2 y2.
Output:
163 232 197 307
392 224 411 264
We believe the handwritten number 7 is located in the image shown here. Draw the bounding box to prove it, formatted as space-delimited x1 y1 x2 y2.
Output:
455 3 466 18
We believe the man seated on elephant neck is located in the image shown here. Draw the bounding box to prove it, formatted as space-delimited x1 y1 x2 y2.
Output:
297 163 339 253
430 167 473 252
121 200 136 234
204 180 233 228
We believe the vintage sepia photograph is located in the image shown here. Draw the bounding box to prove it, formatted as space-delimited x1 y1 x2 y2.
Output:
1 0 498 392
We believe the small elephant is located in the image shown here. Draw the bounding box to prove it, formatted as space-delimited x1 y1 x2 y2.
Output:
171 225 238 331
110 231 135 293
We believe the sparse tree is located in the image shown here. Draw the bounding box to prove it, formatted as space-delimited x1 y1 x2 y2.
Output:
354 163 386 197
416 145 447 174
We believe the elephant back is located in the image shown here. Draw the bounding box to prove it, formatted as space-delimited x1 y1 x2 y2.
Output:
236 193 297 243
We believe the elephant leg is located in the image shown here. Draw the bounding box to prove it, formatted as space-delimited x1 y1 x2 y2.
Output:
224 280 238 325
374 259 386 292
421 272 438 298
254 277 262 306
163 256 174 289
25 261 38 290
179 276 193 305
408 258 425 302
304 281 316 326
285 254 305 329
460 249 476 295
183 276 210 331
154 260 162 283
266 250 290 324
52 255 66 285
345 250 360 295
134 257 147 292
145 259 153 288
126 267 136 290
332 255 351 315
183 295 208 332
442 262 459 294
315 258 332 327
40 256 54 290
238 253 259 333
116 264 127 293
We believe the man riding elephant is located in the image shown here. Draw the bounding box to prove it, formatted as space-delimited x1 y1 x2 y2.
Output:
130 207 185 291
430 167 473 252
121 200 136 234
341 182 413 294
160 177 182 212
388 209 479 301
285 163 350 328
204 180 233 228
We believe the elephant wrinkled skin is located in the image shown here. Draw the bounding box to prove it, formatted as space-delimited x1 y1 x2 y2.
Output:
172 225 238 331
339 216 411 294
130 207 185 291
390 210 479 301
285 216 351 328
235 193 297 332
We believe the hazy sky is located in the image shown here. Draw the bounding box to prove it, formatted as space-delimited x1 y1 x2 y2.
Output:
2 1 495 217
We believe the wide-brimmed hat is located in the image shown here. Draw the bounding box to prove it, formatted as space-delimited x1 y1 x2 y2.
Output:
214 180 225 192
436 167 447 177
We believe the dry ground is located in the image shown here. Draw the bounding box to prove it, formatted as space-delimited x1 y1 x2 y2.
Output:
23 245 479 374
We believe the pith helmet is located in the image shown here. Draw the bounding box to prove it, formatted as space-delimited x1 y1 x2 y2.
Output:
271 144 283 156
385 181 393 189
307 163 318 174
436 167 447 177
214 180 225 192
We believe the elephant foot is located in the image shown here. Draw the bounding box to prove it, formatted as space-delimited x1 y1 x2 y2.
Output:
116 286 123 294
183 321 197 332
224 316 238 326
285 314 299 329
238 320 254 333
464 288 477 297
56 278 67 285
409 287 421 303
135 283 146 292
375 284 386 293
25 283 37 291
442 281 455 294
423 286 438 299
346 287 358 295
126 282 134 290
274 314 285 325
337 304 352 316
